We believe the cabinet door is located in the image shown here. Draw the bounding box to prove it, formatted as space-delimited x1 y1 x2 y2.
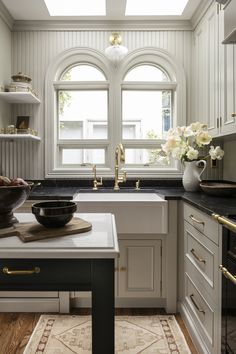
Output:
193 4 219 136
219 8 236 135
118 240 161 298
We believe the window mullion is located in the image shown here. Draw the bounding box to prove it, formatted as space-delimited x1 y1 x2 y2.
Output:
122 82 177 90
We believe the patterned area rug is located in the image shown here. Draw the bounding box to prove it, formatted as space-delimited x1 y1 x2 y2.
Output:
23 315 191 354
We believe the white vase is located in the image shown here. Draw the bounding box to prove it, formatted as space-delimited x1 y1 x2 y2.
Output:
182 160 206 192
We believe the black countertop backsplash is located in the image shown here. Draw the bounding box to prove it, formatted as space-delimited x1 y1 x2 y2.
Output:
28 179 236 218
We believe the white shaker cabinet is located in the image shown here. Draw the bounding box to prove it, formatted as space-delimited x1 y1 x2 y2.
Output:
192 3 219 136
117 239 162 299
179 203 221 354
218 6 236 135
192 2 236 137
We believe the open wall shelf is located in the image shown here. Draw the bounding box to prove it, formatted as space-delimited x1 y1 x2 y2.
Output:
0 134 41 141
0 92 40 104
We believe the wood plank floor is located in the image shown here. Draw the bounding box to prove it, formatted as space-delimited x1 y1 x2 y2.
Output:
0 309 198 354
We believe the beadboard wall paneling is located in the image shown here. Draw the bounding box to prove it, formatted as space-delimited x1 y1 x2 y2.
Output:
0 16 11 172
2 30 194 179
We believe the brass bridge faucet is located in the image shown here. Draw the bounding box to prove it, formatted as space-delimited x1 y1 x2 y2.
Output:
92 165 103 190
114 143 127 190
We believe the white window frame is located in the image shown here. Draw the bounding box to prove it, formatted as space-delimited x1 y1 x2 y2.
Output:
45 47 115 177
115 48 187 178
45 47 186 178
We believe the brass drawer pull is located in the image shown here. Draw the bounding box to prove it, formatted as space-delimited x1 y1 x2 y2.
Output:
189 215 205 226
231 113 236 118
3 267 40 275
190 294 205 315
219 265 236 286
190 249 206 264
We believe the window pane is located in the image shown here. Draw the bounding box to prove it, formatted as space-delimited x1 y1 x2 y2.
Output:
61 65 106 81
61 149 105 164
122 90 172 139
125 148 163 165
58 91 108 139
124 65 169 82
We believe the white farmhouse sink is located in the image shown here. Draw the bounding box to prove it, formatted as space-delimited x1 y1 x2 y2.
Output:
74 193 168 234
74 192 164 202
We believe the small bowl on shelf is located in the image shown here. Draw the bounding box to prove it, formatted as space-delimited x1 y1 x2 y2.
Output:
32 201 77 228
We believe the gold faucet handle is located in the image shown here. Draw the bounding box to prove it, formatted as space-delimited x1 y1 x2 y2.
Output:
92 164 97 179
135 180 140 190
123 171 127 182
96 177 103 187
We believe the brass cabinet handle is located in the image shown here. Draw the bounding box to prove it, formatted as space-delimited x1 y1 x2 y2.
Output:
190 294 205 315
190 249 206 264
231 113 236 118
189 215 205 226
3 267 40 275
219 265 236 286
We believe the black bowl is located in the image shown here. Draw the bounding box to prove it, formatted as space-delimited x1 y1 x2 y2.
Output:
0 185 30 228
32 201 77 228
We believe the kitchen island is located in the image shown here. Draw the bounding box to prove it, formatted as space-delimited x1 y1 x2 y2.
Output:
0 213 119 354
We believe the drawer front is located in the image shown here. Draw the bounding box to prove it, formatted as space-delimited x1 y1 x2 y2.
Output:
0 259 91 291
185 222 219 295
185 273 215 348
184 203 219 244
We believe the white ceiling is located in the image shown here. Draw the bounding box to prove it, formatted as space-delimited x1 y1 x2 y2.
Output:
2 0 202 21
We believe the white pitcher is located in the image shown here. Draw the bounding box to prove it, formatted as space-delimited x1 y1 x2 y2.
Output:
182 160 206 192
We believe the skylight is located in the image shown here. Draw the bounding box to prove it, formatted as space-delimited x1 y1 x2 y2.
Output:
44 0 106 16
125 0 189 16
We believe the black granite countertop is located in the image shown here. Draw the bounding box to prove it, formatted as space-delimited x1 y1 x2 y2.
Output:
28 180 236 218
28 187 79 200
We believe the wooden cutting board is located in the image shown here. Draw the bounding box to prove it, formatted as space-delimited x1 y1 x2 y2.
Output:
0 217 92 243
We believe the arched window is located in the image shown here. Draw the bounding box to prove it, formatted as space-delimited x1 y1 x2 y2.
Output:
45 48 113 176
118 49 186 176
45 47 185 177
57 64 108 167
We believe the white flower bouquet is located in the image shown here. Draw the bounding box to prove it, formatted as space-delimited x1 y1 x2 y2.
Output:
158 122 224 165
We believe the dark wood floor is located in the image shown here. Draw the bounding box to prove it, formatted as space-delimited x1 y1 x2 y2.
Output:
0 309 198 354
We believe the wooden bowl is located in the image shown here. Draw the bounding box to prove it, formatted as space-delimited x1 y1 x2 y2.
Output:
32 201 77 228
200 181 236 197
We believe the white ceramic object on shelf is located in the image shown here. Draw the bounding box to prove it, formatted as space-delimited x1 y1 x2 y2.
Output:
182 160 206 192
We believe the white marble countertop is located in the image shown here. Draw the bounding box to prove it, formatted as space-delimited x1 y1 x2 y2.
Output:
0 213 119 259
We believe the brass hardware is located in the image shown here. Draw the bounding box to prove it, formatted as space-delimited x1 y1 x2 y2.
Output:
114 143 127 190
189 215 205 226
212 213 236 233
92 164 103 190
190 249 206 264
190 294 205 315
231 113 236 118
109 33 122 46
3 267 40 275
219 265 236 286
135 180 140 190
